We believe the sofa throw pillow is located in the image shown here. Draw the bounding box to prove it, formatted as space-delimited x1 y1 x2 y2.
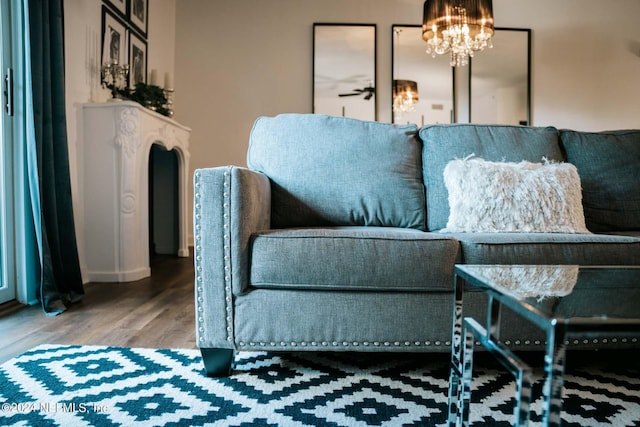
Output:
560 129 640 232
441 157 590 233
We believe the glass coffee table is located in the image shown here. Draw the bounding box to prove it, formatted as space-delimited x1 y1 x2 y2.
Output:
447 265 640 427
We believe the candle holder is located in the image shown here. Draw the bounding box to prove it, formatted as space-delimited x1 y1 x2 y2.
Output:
101 61 130 99
164 89 175 118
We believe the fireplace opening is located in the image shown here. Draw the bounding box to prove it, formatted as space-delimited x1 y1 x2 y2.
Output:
149 143 179 261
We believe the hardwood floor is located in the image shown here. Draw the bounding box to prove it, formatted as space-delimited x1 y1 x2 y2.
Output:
0 253 196 365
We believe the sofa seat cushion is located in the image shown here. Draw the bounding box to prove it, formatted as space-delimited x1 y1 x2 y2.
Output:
608 231 640 238
249 227 460 292
248 114 426 230
443 232 640 265
419 124 563 231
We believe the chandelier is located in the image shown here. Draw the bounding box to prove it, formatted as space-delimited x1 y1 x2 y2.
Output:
422 0 494 67
393 28 419 115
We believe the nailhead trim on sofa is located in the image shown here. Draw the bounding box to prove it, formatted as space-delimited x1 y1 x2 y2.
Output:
194 167 235 345
234 337 637 349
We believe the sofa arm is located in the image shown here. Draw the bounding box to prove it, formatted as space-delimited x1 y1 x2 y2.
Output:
194 166 271 350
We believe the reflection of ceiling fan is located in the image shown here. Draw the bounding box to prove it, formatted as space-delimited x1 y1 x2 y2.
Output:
339 83 375 100
315 74 367 90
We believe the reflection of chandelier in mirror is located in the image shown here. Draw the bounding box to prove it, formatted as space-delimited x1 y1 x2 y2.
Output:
422 0 494 67
393 80 419 115
393 28 419 115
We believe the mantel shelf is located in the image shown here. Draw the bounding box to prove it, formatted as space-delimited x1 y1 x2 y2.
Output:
83 101 192 133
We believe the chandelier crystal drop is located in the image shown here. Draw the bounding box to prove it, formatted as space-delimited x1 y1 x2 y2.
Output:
422 0 494 67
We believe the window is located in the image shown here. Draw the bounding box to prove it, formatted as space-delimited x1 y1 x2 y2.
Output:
0 1 17 304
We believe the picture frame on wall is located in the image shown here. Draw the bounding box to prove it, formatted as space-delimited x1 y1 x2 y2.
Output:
101 6 127 67
130 0 148 37
129 31 147 89
104 0 127 18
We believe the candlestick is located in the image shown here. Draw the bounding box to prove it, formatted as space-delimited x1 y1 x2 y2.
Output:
163 89 175 118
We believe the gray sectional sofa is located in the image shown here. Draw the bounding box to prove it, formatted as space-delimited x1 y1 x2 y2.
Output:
193 114 640 376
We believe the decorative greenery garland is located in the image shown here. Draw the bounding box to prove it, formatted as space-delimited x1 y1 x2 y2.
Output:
107 83 171 117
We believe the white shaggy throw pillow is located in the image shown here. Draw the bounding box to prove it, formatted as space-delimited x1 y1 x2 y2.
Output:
441 157 589 233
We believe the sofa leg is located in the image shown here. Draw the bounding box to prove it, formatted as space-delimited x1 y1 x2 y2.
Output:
200 348 234 377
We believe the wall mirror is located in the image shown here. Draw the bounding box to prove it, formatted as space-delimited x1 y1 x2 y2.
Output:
313 23 376 121
470 28 531 125
392 25 454 125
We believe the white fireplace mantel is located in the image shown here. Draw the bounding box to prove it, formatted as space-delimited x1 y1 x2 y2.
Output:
82 101 191 282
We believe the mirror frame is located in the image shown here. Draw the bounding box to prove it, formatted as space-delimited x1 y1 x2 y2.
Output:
391 24 455 125
312 23 377 121
469 27 532 126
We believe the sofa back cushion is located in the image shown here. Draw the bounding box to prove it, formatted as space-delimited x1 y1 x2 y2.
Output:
248 114 426 229
419 124 563 231
560 129 640 232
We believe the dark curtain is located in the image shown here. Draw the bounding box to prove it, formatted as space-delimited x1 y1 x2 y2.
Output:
29 0 84 315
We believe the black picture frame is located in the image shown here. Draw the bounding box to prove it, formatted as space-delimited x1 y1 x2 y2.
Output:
129 0 148 38
312 23 377 121
469 28 532 126
129 30 147 89
101 5 127 67
391 24 456 125
104 0 127 18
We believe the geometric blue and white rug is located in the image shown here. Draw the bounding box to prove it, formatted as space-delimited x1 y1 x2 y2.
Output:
1 344 638 426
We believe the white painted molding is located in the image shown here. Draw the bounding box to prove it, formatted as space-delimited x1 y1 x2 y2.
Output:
82 101 191 282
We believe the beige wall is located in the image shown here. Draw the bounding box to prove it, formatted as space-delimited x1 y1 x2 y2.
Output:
65 0 640 279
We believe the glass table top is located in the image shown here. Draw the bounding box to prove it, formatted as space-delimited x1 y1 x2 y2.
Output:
455 265 640 322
